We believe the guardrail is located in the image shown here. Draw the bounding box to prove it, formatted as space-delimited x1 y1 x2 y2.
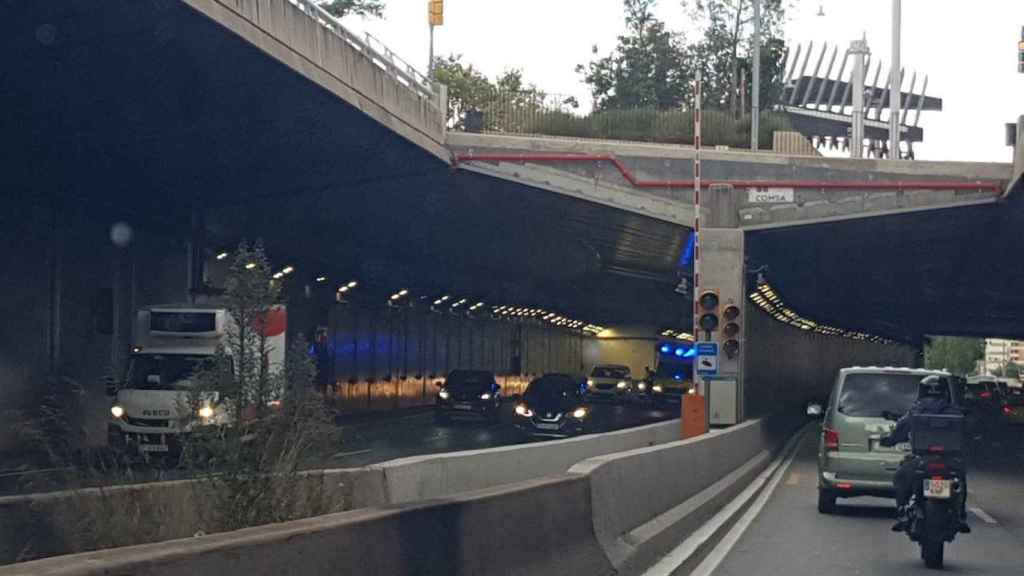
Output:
289 0 437 100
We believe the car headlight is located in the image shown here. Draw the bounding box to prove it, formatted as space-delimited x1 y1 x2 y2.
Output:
572 407 587 419
439 389 450 400
652 385 663 393
110 405 124 418
637 383 647 391
515 404 533 417
586 379 594 387
198 405 215 420
617 381 628 389
480 393 492 400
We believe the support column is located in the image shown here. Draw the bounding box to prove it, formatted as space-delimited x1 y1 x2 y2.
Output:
699 185 746 424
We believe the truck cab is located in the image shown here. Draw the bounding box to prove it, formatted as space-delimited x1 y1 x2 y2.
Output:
107 306 285 457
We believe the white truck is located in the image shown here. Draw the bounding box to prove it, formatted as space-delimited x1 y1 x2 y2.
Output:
106 305 286 456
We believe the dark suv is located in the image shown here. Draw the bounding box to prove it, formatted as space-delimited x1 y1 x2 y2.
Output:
435 370 502 423
514 374 589 437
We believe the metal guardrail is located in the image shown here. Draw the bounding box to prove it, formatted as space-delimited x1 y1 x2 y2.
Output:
290 0 437 100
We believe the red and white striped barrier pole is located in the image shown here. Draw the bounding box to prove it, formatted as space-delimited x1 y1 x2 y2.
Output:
693 70 703 396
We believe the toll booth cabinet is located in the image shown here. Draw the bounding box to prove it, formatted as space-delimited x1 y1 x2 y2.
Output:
708 377 738 426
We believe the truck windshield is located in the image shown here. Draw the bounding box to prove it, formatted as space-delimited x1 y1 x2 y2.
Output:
655 361 692 380
126 354 215 391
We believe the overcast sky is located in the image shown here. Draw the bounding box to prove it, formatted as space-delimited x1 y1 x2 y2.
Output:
342 1 1023 163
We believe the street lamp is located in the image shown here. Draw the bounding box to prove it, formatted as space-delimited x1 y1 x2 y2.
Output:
889 0 902 158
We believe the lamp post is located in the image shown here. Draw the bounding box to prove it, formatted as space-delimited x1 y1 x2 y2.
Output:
889 0 902 158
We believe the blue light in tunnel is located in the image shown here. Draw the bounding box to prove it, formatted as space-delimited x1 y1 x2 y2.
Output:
683 348 697 358
660 344 672 354
680 232 696 268
674 348 686 357
674 375 682 381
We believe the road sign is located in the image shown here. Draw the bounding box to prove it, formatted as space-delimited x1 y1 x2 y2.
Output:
747 187 794 203
696 341 719 376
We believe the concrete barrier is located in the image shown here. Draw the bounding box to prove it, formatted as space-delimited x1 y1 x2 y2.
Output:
2 475 614 576
359 418 679 507
569 415 800 574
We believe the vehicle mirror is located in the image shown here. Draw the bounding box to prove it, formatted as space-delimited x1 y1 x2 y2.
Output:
434 380 444 388
806 403 823 418
104 376 119 396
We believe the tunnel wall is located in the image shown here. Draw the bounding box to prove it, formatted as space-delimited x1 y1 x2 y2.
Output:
742 302 919 418
324 305 584 413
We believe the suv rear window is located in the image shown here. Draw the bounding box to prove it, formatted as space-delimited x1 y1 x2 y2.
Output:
837 373 930 417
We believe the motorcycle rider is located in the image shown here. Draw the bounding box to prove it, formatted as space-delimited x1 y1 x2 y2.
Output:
880 374 970 533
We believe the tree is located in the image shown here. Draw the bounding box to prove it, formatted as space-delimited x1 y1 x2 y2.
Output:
577 0 690 110
315 0 385 19
923 336 984 376
432 55 554 131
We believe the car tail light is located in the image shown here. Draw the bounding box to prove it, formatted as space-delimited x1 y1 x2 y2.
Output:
926 462 947 473
824 428 839 450
1003 405 1014 415
928 445 945 454
836 482 853 490
980 391 992 400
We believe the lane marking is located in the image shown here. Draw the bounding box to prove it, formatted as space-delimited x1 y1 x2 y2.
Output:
785 472 801 486
330 449 373 459
689 433 803 576
970 506 998 525
641 427 807 576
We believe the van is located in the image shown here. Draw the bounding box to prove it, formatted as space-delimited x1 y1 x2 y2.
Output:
812 366 950 514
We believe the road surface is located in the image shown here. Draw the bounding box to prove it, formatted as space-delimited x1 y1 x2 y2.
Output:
708 428 1024 576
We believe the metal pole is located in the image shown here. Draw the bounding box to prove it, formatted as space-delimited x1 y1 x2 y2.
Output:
692 69 707 433
751 0 761 150
849 38 870 159
889 0 902 157
428 24 435 80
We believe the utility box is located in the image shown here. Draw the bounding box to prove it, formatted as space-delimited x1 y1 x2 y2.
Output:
708 377 738 426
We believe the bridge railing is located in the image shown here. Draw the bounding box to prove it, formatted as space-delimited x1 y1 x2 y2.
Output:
291 0 438 102
449 89 794 149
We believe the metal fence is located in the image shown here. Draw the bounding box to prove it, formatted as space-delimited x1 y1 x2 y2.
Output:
451 90 793 149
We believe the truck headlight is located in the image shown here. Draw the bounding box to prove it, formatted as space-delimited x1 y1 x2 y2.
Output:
652 385 663 393
198 405 215 420
110 405 124 418
617 381 628 389
572 407 587 419
438 389 450 400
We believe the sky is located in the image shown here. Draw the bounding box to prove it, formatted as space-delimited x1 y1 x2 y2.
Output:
341 1 1024 163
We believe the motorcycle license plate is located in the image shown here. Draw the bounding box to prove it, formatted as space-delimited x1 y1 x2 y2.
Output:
923 478 951 499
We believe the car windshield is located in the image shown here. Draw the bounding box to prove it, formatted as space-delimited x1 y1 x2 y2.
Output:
125 354 215 391
525 376 580 400
591 366 629 378
837 373 929 417
445 370 493 389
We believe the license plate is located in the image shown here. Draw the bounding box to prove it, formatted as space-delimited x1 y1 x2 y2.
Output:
871 439 910 452
139 443 169 453
454 403 473 410
536 423 560 430
923 478 951 499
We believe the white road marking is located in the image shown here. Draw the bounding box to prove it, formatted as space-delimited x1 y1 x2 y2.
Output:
641 427 807 576
690 437 802 576
971 506 998 525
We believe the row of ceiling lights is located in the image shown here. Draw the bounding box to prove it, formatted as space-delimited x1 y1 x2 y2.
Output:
749 282 893 344
659 329 695 342
215 251 604 335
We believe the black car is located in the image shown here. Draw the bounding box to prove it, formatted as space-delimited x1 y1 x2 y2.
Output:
514 374 589 436
435 369 502 423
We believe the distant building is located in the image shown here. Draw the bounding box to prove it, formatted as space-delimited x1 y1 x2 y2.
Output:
983 338 1024 374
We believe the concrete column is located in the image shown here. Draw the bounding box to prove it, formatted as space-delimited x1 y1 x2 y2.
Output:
699 185 746 423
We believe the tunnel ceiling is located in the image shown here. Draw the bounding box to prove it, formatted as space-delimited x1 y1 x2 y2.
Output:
748 193 1024 342
3 0 691 328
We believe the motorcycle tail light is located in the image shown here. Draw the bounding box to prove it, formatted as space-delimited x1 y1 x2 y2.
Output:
980 391 992 400
824 428 839 450
927 445 945 453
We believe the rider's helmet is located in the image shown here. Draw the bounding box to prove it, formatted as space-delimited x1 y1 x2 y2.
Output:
918 375 951 402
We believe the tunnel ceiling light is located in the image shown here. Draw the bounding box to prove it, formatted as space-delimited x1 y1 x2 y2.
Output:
398 289 409 296
348 281 359 288
282 266 295 275
216 252 229 261
316 276 327 283
245 262 256 270
272 272 284 280
338 286 350 293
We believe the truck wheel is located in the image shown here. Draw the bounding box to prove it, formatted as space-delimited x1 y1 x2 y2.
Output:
818 489 837 514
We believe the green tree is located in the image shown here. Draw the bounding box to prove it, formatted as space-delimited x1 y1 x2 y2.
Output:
577 0 690 110
315 0 385 18
432 55 553 131
923 336 985 376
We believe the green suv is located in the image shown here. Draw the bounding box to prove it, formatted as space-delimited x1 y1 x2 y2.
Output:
812 367 950 514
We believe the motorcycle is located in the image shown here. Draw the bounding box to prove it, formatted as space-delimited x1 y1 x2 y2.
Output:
892 413 968 569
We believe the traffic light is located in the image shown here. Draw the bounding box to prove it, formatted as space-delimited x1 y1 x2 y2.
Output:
697 290 720 334
428 0 444 26
1018 39 1024 73
722 304 741 359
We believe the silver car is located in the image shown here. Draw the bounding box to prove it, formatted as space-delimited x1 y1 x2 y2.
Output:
585 364 633 403
812 366 950 514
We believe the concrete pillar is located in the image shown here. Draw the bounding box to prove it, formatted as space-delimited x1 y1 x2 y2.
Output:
699 185 746 423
